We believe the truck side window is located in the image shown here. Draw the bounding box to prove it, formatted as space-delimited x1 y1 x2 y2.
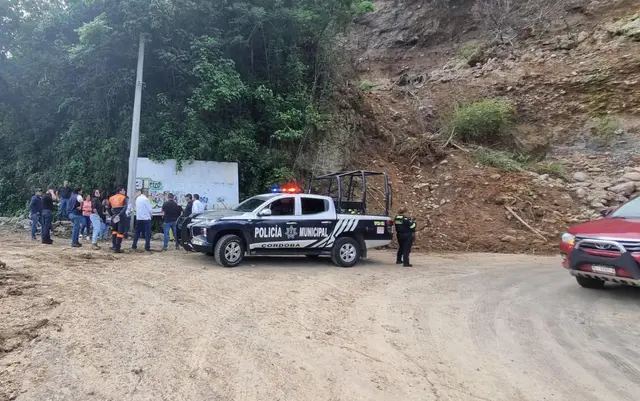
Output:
268 197 295 216
301 198 329 215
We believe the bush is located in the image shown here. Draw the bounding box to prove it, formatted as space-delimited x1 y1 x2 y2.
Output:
472 149 525 172
532 161 566 179
457 42 487 66
450 99 515 144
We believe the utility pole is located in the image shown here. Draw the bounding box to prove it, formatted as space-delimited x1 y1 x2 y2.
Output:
126 33 146 230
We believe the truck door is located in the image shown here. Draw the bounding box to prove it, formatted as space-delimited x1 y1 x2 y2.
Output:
297 196 336 250
251 195 298 253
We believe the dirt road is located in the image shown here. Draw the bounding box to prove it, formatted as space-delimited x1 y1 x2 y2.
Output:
1 232 639 401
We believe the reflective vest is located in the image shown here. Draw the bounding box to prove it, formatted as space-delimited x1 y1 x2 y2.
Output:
109 194 126 209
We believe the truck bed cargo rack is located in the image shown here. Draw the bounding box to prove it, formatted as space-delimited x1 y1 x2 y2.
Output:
306 170 392 216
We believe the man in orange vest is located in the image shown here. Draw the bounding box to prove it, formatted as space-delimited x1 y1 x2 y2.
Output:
108 186 128 253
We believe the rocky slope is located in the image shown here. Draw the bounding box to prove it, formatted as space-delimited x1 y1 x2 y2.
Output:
349 0 640 253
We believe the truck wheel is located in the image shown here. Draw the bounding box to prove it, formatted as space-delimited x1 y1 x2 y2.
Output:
331 237 360 268
214 234 245 268
576 276 606 289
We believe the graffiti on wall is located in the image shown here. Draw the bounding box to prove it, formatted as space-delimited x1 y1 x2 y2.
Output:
135 177 228 212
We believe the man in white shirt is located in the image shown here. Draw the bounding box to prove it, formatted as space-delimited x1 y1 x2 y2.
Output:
192 194 205 214
132 188 154 252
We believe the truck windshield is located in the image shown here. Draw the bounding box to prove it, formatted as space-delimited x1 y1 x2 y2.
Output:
232 196 269 213
611 198 640 219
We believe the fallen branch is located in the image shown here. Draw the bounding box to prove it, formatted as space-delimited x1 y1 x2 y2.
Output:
505 205 547 241
451 141 470 152
441 127 456 149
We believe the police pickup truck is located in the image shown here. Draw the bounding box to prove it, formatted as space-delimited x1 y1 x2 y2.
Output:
181 171 394 267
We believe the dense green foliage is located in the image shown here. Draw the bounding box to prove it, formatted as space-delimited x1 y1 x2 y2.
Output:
449 99 515 144
0 0 373 213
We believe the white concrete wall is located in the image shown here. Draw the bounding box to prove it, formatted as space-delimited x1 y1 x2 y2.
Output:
135 158 239 214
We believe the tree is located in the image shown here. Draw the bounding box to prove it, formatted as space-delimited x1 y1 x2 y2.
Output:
0 0 373 212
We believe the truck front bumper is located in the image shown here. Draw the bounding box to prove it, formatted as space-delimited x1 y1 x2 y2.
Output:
190 234 212 253
561 240 640 285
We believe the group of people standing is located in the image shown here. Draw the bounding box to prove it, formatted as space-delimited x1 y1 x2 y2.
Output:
29 181 205 254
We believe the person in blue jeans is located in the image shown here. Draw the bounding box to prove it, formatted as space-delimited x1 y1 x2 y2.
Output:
89 189 105 250
57 181 72 221
132 189 154 252
29 189 43 240
68 188 85 247
161 193 183 251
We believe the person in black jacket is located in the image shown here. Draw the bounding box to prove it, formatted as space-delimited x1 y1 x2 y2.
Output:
394 208 417 267
69 188 84 247
29 189 43 240
162 193 183 251
183 194 193 217
41 187 57 244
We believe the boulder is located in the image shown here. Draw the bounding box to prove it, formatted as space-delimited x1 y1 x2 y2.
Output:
607 16 640 41
622 172 640 182
577 31 590 43
608 181 636 196
511 125 550 160
500 235 517 243
152 233 164 241
573 171 589 182
592 181 610 190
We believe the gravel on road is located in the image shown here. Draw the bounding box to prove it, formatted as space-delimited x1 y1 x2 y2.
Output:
1 232 639 401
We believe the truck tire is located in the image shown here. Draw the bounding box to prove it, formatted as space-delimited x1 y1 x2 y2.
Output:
214 234 245 268
576 276 606 289
331 237 361 268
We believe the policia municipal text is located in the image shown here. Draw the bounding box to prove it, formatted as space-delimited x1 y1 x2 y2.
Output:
394 209 416 267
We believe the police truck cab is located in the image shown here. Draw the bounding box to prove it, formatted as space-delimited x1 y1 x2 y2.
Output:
182 170 393 267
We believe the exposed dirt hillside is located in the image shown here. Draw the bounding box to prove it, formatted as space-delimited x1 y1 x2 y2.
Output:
349 0 640 253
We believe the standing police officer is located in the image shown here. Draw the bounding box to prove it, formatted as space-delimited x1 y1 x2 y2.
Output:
394 208 416 267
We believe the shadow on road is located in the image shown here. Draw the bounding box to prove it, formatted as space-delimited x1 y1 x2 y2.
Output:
600 284 640 301
182 253 389 270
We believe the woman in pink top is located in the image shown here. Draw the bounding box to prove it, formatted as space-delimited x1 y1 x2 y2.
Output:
81 194 92 240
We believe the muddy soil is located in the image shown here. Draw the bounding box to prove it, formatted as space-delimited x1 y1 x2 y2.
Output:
1 232 639 401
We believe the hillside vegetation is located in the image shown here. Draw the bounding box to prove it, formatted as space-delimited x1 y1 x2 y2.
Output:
0 0 373 213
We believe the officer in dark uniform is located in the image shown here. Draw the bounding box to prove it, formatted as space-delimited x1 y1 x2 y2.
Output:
108 187 128 253
394 208 416 267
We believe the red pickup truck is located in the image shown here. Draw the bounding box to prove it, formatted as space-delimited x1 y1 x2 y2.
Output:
560 197 640 289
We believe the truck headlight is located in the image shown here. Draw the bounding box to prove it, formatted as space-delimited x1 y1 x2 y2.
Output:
561 233 575 246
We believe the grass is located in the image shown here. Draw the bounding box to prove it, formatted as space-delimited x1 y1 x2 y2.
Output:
473 148 567 178
531 161 567 179
449 99 516 144
358 81 378 91
472 149 526 172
